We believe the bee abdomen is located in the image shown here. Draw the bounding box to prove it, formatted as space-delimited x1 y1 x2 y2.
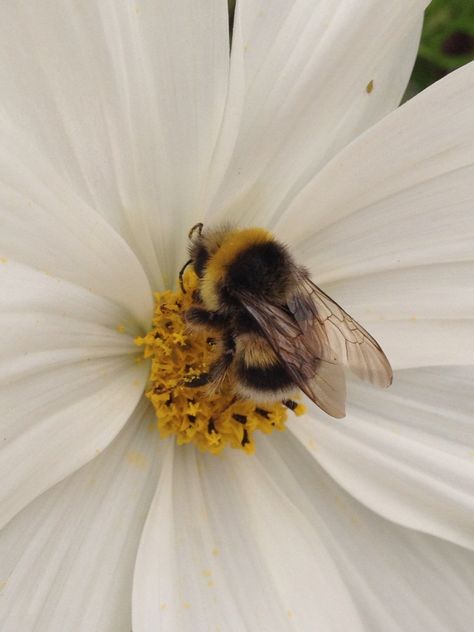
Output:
237 362 294 394
235 334 295 400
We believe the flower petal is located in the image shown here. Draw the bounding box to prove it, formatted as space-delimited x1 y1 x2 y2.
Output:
0 401 164 632
133 444 364 632
134 434 474 631
206 0 425 225
0 122 152 329
325 263 474 322
290 366 474 550
277 61 474 278
321 262 474 369
0 1 230 287
0 262 148 528
258 432 474 632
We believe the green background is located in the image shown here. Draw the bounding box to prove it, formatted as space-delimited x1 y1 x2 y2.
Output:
408 0 474 96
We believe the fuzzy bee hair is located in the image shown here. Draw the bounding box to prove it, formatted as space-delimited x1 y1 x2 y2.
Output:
184 223 392 418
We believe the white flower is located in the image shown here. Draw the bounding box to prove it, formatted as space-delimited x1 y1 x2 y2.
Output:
0 1 473 631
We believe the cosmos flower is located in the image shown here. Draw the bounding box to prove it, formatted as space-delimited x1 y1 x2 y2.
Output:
0 1 473 631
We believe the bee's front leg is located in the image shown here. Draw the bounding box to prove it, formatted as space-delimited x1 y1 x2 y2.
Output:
185 307 227 332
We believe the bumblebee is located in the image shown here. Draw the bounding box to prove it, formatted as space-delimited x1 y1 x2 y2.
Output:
180 222 392 418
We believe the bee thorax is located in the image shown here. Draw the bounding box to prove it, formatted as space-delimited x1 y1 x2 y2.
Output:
225 240 293 302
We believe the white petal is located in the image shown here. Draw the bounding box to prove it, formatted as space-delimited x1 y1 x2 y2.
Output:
290 366 474 550
364 320 474 370
277 61 474 278
206 0 425 226
0 1 230 287
0 262 149 528
133 444 364 632
134 434 474 631
0 122 152 329
0 401 164 632
321 262 474 369
326 263 474 322
257 432 474 632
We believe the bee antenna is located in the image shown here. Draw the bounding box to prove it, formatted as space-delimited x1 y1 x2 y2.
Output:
178 258 193 293
188 222 204 239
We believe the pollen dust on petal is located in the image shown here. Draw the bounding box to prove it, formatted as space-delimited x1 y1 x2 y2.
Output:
126 451 148 470
135 269 305 455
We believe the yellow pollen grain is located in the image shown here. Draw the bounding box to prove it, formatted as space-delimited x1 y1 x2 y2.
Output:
135 269 305 455
366 79 374 94
127 451 148 470
307 438 317 451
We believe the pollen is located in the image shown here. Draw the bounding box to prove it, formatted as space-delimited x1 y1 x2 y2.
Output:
135 270 305 455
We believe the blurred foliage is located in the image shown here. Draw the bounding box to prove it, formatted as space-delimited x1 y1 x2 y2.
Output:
410 0 474 92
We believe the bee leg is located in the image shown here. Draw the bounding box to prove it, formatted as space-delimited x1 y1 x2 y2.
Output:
153 373 211 393
184 354 233 394
185 307 227 332
206 332 235 392
207 356 232 392
185 373 211 387
191 289 203 304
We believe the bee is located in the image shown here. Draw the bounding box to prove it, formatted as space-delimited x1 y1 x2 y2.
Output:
180 222 392 418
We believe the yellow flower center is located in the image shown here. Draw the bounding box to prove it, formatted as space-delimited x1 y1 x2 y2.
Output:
135 270 305 454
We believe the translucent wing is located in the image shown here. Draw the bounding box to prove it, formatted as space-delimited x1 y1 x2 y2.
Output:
288 267 393 388
239 295 346 418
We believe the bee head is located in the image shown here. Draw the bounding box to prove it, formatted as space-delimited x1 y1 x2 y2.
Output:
188 222 234 279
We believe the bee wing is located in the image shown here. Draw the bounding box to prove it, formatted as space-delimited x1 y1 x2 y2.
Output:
288 267 393 388
239 295 346 418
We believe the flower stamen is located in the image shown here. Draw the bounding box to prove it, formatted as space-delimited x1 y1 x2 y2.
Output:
135 270 305 454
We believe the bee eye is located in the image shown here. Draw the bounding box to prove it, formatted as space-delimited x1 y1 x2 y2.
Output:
193 245 209 278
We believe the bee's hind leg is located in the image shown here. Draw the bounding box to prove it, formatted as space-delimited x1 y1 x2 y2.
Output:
185 372 211 388
206 332 236 393
184 332 235 395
